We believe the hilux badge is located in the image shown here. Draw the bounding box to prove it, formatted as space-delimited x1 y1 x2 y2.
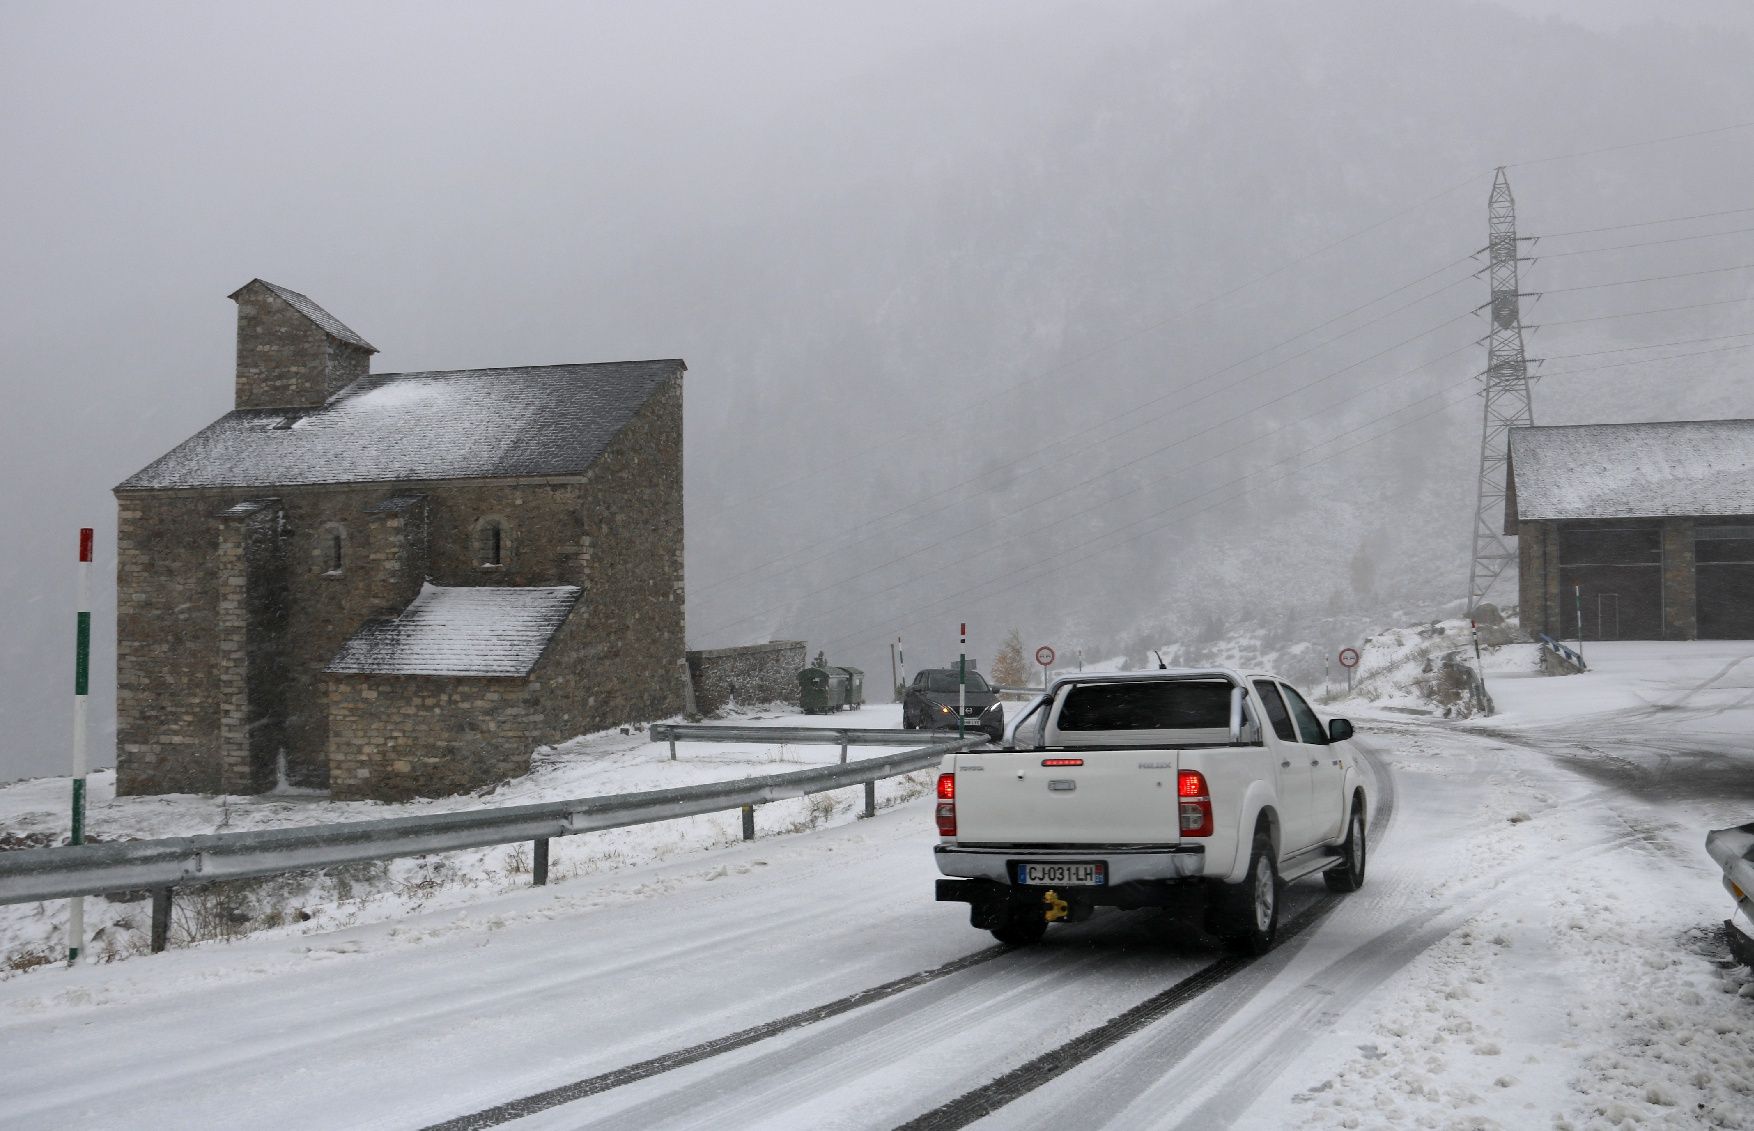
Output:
1138 761 1174 769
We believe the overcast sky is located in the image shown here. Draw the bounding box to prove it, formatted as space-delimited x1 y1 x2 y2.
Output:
5 0 1754 783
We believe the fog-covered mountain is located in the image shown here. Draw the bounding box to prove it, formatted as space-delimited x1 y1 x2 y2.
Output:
4 0 1753 779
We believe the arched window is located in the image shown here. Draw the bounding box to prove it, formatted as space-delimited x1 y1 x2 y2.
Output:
318 523 347 575
473 517 510 569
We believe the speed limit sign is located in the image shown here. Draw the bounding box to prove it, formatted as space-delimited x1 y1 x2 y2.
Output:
1338 647 1360 668
1035 645 1056 667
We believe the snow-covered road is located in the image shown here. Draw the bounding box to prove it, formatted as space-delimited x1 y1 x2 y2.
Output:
3 643 1752 1129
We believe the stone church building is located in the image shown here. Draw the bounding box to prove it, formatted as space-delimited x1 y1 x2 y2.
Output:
114 280 685 800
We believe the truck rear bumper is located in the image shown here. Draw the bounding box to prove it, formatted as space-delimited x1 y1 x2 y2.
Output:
933 843 1206 885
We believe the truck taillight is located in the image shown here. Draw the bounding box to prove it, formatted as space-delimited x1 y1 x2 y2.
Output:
1177 770 1213 837
936 772 957 837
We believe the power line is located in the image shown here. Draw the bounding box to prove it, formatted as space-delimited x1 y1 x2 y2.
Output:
1539 261 1754 295
705 172 1491 520
1534 205 1754 239
697 311 1480 639
1538 330 1754 360
818 382 1481 653
1537 295 1754 328
1507 119 1754 169
694 252 1477 601
1528 224 1754 259
1539 342 1754 377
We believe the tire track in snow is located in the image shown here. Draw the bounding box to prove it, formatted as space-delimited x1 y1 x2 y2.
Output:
419 945 1009 1130
428 743 1397 1131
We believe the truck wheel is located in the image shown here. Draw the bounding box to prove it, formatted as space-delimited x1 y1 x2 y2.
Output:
1216 832 1279 955
991 904 1049 947
1324 804 1367 893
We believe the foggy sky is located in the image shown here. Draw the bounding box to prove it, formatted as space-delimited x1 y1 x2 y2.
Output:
5 0 1754 782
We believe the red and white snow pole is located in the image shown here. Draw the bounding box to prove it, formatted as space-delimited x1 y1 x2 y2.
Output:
68 528 93 966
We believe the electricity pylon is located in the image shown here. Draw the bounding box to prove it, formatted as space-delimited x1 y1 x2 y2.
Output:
1465 167 1536 617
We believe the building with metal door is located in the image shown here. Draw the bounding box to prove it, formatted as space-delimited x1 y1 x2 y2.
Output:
1507 420 1754 641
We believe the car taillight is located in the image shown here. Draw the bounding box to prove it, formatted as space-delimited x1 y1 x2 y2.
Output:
1177 769 1213 837
936 772 957 837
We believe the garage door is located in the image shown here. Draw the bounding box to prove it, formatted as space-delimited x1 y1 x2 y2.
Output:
1696 524 1754 639
1557 524 1662 641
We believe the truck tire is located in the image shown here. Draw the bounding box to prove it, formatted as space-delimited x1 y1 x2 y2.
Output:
1324 802 1367 893
1214 830 1279 955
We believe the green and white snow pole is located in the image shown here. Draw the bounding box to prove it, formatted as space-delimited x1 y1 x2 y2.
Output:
68 527 92 966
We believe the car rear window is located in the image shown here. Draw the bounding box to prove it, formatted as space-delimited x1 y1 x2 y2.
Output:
1056 680 1232 731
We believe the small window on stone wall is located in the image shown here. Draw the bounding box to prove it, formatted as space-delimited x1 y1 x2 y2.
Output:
318 523 347 575
474 517 510 569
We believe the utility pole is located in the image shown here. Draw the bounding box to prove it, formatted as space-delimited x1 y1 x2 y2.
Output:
1465 167 1537 620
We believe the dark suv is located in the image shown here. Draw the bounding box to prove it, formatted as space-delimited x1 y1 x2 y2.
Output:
903 668 1002 730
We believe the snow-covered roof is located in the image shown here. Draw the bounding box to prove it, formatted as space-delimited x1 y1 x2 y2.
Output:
234 280 377 352
116 359 684 491
1509 420 1754 521
326 584 581 677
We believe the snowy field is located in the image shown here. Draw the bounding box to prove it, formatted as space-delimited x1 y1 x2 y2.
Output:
1 649 1752 1129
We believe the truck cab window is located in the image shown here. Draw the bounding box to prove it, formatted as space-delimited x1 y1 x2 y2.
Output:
1279 683 1329 745
1251 680 1298 742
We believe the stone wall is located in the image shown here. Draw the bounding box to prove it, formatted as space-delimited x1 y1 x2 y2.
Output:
117 477 610 795
323 599 598 799
687 641 806 714
567 373 688 730
325 675 545 800
115 494 226 794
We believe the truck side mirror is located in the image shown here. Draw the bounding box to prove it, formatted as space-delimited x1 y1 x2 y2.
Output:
1328 718 1354 742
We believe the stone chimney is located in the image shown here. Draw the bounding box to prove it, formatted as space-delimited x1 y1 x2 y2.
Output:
229 279 377 410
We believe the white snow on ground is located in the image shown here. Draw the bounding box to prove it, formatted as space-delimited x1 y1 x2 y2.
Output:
1 648 1751 1129
1231 640 1754 1130
0 702 927 972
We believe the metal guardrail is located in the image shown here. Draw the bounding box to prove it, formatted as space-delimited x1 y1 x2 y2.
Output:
1537 633 1588 672
0 731 987 954
649 723 940 763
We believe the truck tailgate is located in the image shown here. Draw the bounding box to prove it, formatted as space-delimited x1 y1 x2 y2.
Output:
953 751 1180 844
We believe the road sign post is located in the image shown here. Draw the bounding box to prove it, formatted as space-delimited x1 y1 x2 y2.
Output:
1338 646 1360 694
1035 645 1056 690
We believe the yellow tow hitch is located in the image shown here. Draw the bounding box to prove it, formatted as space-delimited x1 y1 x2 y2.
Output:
1043 889 1070 922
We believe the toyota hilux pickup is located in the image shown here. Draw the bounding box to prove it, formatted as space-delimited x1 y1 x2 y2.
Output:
933 668 1368 953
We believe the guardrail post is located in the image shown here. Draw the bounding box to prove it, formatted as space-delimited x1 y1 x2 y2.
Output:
839 732 848 764
741 804 756 841
533 838 550 886
669 737 677 761
863 780 876 818
150 887 172 953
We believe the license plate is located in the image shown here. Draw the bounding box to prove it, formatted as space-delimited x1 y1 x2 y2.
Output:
1016 861 1105 886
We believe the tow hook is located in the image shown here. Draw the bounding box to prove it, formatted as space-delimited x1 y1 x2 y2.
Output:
1043 889 1070 922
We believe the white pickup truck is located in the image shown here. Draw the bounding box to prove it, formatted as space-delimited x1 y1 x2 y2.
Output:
934 668 1368 953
